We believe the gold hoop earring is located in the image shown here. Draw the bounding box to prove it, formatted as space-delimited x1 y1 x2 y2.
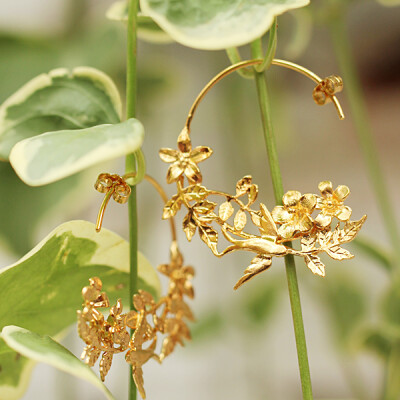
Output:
159 59 366 289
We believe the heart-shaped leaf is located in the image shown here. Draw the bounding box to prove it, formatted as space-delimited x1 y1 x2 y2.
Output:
2 326 116 400
0 220 160 399
140 0 310 50
0 67 122 160
10 118 144 186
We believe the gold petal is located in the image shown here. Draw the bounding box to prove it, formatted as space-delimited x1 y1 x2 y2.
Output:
318 181 333 196
271 206 291 223
177 127 192 152
190 146 213 163
315 213 332 227
183 265 195 278
336 205 352 221
159 148 179 163
259 203 278 236
184 161 202 184
334 185 350 201
282 190 301 207
297 215 313 232
278 223 295 239
300 194 317 211
166 162 183 184
315 197 324 210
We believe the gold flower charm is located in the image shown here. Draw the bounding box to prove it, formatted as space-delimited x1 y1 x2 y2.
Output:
271 191 317 240
315 180 352 228
159 127 212 184
78 242 195 399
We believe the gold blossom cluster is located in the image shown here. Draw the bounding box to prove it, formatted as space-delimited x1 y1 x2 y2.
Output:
160 133 366 288
77 243 194 399
271 181 352 241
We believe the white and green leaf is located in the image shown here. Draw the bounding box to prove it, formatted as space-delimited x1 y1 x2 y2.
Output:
10 118 144 186
107 2 173 43
140 0 310 50
0 67 122 160
0 220 160 399
2 326 116 400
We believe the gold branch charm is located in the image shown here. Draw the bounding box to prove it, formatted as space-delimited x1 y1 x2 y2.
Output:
77 242 194 399
161 158 366 288
159 59 366 290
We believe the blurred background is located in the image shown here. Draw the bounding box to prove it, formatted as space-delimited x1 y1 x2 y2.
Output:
0 0 399 399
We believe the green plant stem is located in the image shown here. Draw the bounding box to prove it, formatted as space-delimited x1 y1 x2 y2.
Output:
126 0 138 399
250 38 313 400
329 12 400 266
382 342 400 400
225 48 254 79
255 18 277 73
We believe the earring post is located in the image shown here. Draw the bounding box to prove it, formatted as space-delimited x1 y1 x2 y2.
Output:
96 186 116 232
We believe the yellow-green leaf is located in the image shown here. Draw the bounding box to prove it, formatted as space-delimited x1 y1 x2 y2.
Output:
2 326 116 400
0 220 160 399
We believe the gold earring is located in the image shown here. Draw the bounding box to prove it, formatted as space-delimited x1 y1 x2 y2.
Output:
159 58 366 289
80 173 194 399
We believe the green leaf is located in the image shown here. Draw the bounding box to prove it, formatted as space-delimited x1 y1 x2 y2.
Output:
1 326 116 400
140 0 310 50
351 235 393 272
355 326 396 360
242 278 281 326
10 118 144 186
137 15 175 44
0 67 122 160
0 220 160 398
0 163 86 255
377 0 400 6
106 1 129 22
0 35 60 105
320 272 367 348
107 2 173 43
190 312 225 342
382 279 400 329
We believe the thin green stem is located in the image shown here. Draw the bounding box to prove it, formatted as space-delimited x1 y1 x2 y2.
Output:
382 342 400 400
250 38 313 400
225 48 254 79
255 18 278 73
329 11 400 267
126 0 138 399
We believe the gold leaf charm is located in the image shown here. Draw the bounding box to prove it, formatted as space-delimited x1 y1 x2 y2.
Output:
234 255 272 290
219 201 234 221
183 213 197 241
305 255 326 277
234 209 247 231
198 225 218 255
